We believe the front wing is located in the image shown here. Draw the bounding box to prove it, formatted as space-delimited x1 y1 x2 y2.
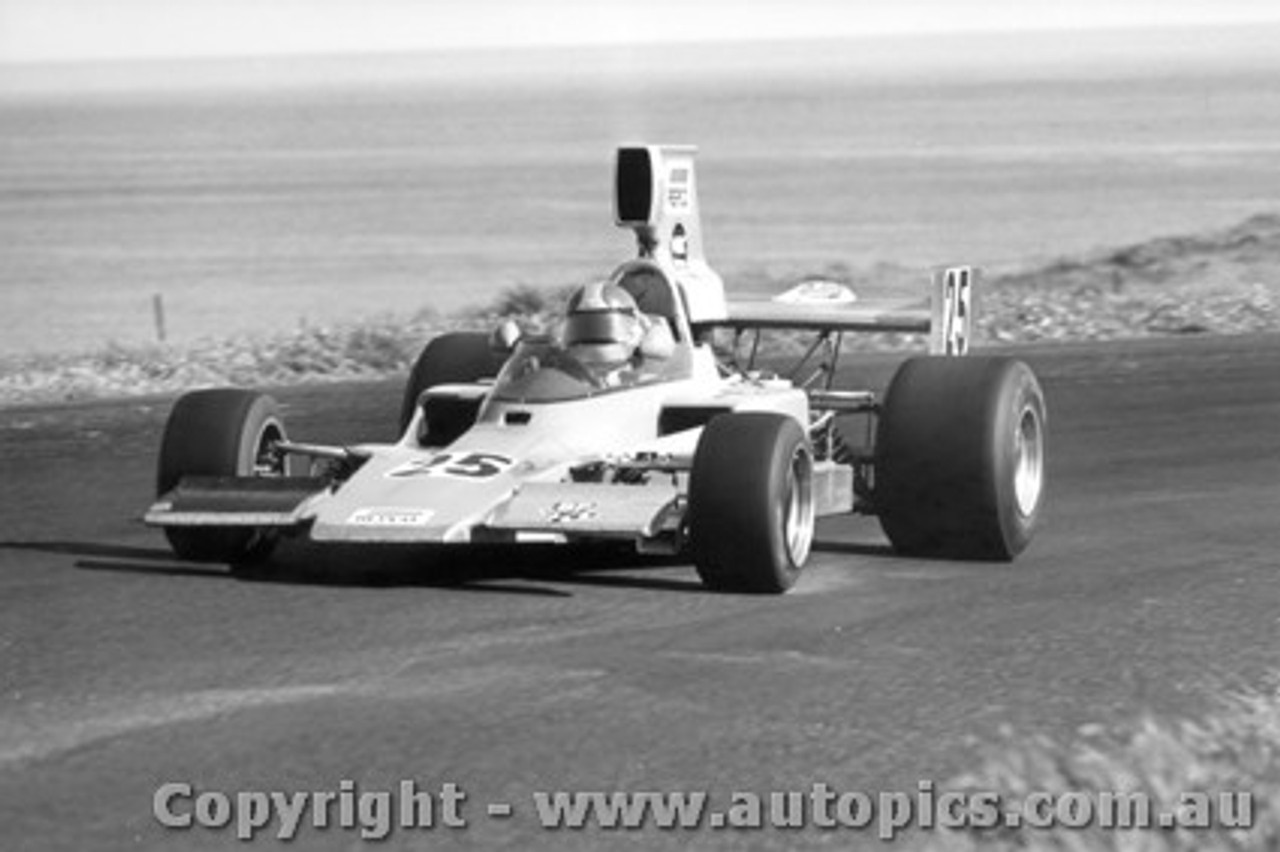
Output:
145 475 686 545
145 477 330 527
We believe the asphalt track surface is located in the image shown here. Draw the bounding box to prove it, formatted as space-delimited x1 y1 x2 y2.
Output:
1 334 1278 850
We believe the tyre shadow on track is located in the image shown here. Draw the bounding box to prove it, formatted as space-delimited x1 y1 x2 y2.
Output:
3 537 986 594
0 540 229 580
247 541 708 596
0 538 707 596
811 540 896 558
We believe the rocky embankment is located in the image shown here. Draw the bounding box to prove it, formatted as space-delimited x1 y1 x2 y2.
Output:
983 212 1279 342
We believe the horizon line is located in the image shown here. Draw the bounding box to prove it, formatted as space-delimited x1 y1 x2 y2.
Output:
5 19 1280 70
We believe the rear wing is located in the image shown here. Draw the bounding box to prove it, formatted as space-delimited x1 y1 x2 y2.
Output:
715 266 976 356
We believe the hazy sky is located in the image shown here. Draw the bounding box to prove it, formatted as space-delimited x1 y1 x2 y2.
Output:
4 0 1280 64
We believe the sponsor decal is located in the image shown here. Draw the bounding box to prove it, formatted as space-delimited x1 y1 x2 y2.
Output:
348 507 435 527
671 223 689 263
386 452 516 480
543 501 600 524
666 167 690 210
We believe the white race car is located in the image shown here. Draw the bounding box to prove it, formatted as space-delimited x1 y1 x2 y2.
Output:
145 145 1047 593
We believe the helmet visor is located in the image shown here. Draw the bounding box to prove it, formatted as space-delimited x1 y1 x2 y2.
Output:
565 310 635 346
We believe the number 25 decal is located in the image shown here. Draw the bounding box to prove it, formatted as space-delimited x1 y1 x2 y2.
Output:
387 452 515 480
931 266 973 356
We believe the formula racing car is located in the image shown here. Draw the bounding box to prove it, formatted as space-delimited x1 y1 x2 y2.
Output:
145 145 1047 593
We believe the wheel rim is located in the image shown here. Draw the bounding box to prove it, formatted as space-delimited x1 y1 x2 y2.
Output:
251 419 287 477
784 446 816 567
240 416 287 558
1013 405 1044 517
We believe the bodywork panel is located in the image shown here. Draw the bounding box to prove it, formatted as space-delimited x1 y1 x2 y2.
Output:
487 482 682 538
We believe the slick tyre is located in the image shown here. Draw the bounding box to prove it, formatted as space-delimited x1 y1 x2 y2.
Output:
689 413 816 593
398 332 505 438
156 389 288 564
875 356 1046 560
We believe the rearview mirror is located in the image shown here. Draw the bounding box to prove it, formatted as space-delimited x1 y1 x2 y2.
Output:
490 319 522 356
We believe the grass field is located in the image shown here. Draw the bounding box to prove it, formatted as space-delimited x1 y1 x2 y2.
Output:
1 212 1274 407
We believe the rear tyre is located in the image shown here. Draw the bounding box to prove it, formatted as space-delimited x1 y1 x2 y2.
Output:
875 356 1046 560
689 413 815 593
157 389 288 564
398 332 505 438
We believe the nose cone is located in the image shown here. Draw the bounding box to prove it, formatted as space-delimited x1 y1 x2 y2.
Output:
309 451 524 543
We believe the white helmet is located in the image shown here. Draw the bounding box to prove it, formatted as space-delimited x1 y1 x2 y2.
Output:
564 281 641 364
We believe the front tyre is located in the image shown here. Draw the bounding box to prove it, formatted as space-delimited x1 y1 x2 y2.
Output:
156 389 288 564
875 356 1047 560
689 413 815 593
398 332 505 437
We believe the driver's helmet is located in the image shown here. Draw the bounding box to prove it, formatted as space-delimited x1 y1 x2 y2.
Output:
563 281 642 365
